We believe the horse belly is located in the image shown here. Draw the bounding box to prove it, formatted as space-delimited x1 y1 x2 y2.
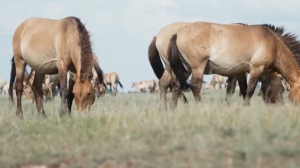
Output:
22 49 58 74
205 59 249 76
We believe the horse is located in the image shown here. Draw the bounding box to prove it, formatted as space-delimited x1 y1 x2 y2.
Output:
98 72 123 96
131 81 153 93
0 79 7 94
2 83 9 95
44 74 59 98
131 82 145 93
9 17 104 118
148 22 247 110
131 80 158 93
168 22 300 106
210 74 228 89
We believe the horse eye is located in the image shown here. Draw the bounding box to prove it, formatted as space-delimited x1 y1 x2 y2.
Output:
87 92 91 96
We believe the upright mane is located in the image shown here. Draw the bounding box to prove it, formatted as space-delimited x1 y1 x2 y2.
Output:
72 17 94 82
260 24 300 67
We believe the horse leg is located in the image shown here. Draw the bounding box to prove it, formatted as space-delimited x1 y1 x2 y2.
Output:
31 72 47 117
58 62 69 115
244 66 264 105
237 73 247 99
170 79 182 110
159 67 172 110
225 76 237 102
15 59 26 118
67 77 75 112
190 67 205 102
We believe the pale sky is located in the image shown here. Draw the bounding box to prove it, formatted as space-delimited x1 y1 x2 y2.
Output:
1 0 300 92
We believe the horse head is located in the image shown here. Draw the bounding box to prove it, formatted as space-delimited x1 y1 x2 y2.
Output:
72 73 95 113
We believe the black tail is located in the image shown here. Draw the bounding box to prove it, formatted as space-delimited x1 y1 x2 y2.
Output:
9 57 16 102
167 34 190 90
93 61 104 87
148 36 164 79
118 81 123 88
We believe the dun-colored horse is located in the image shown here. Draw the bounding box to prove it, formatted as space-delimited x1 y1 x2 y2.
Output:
168 22 300 106
148 22 247 110
9 17 104 118
98 72 123 96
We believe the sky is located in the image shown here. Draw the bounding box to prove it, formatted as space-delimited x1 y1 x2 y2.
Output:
1 0 300 92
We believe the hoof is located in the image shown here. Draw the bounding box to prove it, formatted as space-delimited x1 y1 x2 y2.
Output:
243 102 250 106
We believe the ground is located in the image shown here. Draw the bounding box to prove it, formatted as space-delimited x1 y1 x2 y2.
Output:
0 90 300 168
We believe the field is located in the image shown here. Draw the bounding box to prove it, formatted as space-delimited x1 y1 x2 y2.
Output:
1 90 300 168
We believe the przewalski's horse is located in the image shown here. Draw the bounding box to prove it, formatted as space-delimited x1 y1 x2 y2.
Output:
148 22 247 110
0 79 7 94
131 82 144 93
9 17 104 118
98 72 123 96
44 74 59 98
210 74 228 89
131 80 157 93
168 22 300 106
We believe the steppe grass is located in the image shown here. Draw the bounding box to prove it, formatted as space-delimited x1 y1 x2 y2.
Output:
0 90 300 168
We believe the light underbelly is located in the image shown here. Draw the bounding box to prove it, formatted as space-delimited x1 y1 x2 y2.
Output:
204 60 249 76
23 55 58 74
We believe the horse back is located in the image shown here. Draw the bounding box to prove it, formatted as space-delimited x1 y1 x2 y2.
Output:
13 17 79 73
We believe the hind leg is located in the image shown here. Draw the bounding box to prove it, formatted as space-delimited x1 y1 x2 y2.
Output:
244 66 264 105
111 84 116 96
190 67 206 102
31 72 47 117
159 67 173 110
14 58 26 118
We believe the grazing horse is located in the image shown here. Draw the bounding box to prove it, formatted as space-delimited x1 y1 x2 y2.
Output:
148 22 247 110
168 22 300 106
210 74 228 89
131 80 157 93
131 82 145 93
9 17 104 118
98 72 123 96
0 79 7 94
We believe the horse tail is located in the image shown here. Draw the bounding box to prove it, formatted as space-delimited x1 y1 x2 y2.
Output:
148 36 164 79
9 56 16 102
167 34 190 90
118 81 123 89
93 62 104 87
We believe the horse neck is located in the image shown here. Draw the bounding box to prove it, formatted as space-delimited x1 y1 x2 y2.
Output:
275 44 300 88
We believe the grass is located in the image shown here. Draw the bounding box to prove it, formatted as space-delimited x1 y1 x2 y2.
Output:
0 90 300 168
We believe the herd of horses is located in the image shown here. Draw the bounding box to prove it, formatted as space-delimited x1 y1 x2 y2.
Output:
4 16 300 118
